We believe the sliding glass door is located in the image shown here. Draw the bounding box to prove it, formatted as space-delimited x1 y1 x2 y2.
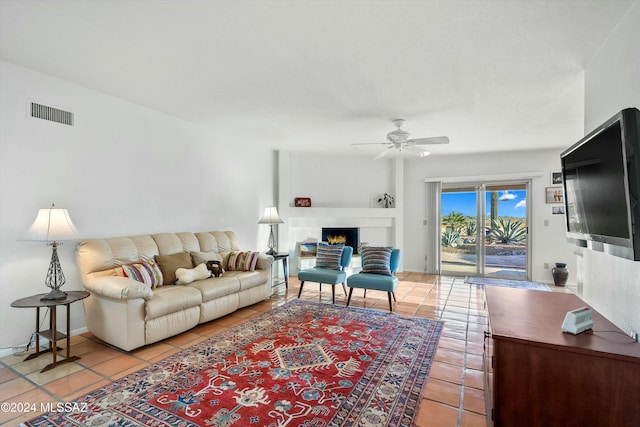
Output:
440 182 529 279
440 187 479 275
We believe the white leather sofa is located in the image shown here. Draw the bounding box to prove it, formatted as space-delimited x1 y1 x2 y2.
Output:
76 231 273 351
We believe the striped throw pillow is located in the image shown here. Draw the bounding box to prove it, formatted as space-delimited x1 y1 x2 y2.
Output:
122 260 164 288
361 246 393 275
315 242 344 270
226 251 259 271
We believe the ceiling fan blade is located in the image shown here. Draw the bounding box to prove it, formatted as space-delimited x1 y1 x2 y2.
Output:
405 145 431 157
374 146 395 160
350 142 390 146
409 136 450 145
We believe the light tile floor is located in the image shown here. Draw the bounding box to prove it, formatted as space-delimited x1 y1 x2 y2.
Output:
1 273 488 427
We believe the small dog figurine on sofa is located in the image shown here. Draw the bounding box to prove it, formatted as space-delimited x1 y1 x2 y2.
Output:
206 260 224 277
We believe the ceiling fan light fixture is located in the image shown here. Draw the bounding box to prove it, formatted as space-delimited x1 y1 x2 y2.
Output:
405 144 431 158
350 119 449 159
387 118 410 143
387 129 411 143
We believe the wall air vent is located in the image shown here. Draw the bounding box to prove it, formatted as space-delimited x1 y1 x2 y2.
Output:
29 101 74 126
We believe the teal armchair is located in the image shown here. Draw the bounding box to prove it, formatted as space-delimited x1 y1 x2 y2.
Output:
346 248 400 312
297 246 353 304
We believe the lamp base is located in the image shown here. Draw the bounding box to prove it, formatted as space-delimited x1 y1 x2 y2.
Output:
40 289 67 301
41 241 67 301
265 224 278 256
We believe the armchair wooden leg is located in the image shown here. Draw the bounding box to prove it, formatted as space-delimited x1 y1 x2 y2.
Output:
298 281 305 298
388 292 394 312
346 288 354 307
364 289 367 299
392 291 397 302
341 282 347 295
331 285 336 304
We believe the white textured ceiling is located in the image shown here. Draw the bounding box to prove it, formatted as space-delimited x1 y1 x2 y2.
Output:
0 0 635 157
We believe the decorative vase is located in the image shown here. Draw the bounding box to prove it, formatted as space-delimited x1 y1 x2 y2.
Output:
552 263 569 286
377 193 395 208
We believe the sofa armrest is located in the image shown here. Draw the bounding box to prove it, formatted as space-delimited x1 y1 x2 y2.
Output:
84 276 153 301
257 253 274 270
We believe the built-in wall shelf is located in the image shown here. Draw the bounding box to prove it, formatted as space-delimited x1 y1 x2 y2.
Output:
287 208 396 228
286 207 398 218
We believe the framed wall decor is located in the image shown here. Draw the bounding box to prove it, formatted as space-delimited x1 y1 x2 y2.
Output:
552 205 565 215
294 197 312 207
545 187 563 204
551 172 562 184
299 242 317 257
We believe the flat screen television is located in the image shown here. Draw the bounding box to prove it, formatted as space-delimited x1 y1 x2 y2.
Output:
560 107 640 261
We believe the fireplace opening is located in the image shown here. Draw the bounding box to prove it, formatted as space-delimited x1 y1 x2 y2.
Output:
321 227 360 254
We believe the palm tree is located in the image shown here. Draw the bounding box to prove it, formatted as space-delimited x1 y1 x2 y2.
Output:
442 211 468 234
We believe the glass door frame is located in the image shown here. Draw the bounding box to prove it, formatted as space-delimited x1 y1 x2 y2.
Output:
439 179 531 280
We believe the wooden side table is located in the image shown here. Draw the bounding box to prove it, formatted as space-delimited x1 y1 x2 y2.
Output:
272 252 289 288
11 290 90 372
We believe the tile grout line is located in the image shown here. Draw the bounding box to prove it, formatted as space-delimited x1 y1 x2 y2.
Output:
437 277 470 425
0 360 61 425
455 278 471 426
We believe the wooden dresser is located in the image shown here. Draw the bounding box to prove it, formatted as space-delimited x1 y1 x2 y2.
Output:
483 286 640 427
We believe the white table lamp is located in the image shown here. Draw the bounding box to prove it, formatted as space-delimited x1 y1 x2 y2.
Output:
23 205 81 300
258 206 283 255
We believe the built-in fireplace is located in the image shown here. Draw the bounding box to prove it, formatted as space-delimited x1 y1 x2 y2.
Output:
321 227 360 254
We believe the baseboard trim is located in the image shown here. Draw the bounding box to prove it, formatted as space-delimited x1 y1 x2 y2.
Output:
0 326 89 358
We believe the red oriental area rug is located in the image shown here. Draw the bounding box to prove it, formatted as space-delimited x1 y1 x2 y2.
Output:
23 300 443 427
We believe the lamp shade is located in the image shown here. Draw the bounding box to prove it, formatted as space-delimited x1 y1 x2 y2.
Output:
22 207 81 242
257 206 284 225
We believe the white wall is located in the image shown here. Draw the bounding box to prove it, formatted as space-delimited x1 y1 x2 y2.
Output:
0 61 274 350
581 1 640 335
403 150 578 284
287 152 394 208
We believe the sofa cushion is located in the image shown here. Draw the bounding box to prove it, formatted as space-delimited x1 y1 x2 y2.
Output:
175 263 211 285
226 251 259 271
188 276 241 302
360 246 393 275
154 252 193 285
191 250 223 266
152 233 185 255
121 260 164 289
225 270 270 290
145 285 202 320
315 242 344 270
212 231 240 252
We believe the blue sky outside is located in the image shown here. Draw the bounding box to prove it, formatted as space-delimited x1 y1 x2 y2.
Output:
442 190 526 218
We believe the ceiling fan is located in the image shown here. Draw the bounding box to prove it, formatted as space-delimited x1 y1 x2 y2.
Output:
351 119 450 160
